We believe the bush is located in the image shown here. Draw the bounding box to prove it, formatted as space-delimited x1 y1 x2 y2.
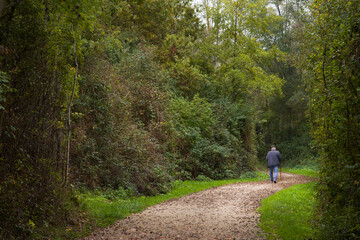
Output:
71 41 172 196
167 96 249 180
240 171 258 179
196 174 212 182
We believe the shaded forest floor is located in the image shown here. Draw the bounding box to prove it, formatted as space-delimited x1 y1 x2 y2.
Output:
82 173 313 240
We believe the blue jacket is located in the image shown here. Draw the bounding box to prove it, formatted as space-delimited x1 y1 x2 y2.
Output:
266 150 281 168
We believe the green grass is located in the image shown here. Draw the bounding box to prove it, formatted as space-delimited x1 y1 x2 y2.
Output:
77 171 268 229
282 167 319 178
257 181 317 240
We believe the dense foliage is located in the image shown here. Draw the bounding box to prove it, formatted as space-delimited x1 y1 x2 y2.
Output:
299 0 360 238
259 0 316 165
0 1 100 238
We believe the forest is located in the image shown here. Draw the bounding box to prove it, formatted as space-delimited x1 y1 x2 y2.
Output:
0 0 359 239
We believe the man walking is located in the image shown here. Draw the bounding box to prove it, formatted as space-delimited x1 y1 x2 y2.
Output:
266 145 281 183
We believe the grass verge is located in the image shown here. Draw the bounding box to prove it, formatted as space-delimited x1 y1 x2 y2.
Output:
282 167 319 178
257 181 317 240
77 171 268 231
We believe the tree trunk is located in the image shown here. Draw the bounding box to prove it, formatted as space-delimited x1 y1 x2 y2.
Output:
65 26 79 184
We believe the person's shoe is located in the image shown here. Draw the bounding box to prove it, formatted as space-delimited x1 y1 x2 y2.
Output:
274 180 277 183
271 180 273 183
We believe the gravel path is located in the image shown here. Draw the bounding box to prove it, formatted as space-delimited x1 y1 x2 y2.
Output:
82 172 313 240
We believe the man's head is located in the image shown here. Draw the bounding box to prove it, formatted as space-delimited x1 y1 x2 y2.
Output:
271 145 276 151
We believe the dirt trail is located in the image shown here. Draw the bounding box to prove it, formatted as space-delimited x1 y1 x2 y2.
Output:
83 173 313 240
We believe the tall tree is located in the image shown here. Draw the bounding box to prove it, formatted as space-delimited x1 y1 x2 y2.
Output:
0 0 100 238
299 0 360 238
259 0 313 165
